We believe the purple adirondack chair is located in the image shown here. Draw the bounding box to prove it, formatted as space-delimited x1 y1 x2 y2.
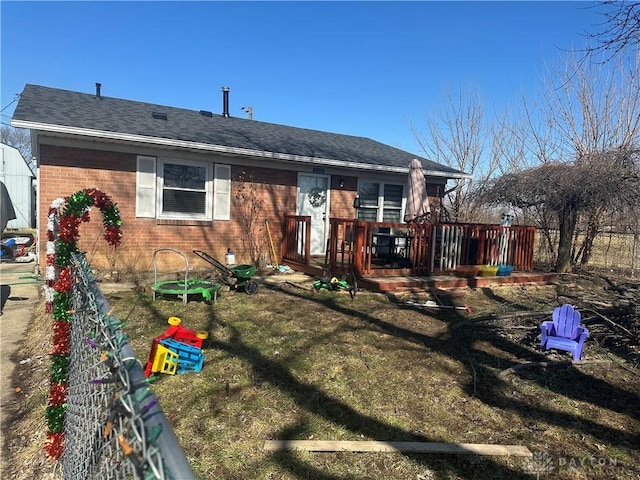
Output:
540 304 590 360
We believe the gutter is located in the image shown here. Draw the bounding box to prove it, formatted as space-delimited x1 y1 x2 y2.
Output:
11 119 472 180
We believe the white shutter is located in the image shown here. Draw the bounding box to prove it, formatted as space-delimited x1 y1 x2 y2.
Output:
136 156 156 218
213 164 231 220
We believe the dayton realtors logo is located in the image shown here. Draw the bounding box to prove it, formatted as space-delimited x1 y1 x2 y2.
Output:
526 451 620 478
526 452 554 478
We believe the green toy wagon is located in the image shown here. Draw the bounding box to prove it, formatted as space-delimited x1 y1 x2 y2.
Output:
192 250 259 294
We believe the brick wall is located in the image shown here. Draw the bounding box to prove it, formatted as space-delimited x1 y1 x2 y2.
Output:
330 176 359 219
38 144 354 273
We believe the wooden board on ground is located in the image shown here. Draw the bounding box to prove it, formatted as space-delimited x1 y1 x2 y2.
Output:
264 440 532 457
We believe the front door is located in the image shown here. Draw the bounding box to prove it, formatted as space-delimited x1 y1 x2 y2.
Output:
297 173 330 255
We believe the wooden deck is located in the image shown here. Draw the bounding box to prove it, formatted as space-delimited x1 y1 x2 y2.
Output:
283 216 537 280
281 216 553 294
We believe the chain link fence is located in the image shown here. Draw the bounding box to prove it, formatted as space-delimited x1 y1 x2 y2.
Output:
534 230 640 276
62 252 196 479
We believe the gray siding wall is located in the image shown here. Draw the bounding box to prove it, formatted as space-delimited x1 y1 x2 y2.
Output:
1 144 35 229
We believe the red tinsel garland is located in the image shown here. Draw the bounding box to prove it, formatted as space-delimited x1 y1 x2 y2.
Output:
48 382 68 407
58 215 82 243
44 432 65 459
44 189 122 461
53 267 73 293
51 322 71 356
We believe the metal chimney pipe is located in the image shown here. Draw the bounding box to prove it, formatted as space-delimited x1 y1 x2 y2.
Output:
95 82 102 99
222 86 229 117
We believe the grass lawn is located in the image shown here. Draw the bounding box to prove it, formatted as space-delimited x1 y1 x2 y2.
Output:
5 272 640 479
109 275 639 480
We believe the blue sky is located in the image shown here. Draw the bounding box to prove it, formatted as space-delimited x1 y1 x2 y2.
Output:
1 1 604 156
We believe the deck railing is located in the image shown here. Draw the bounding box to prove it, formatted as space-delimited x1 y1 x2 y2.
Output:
281 215 535 277
348 220 433 276
282 215 311 265
432 223 535 273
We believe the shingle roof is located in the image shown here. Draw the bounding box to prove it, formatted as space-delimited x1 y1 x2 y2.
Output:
12 84 464 176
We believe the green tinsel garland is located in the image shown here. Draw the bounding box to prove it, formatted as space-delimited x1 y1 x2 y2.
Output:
45 405 67 433
64 190 94 216
52 292 72 321
102 205 122 227
45 188 123 460
54 240 76 268
50 355 70 384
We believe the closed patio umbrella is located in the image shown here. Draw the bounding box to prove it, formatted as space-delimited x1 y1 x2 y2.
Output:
404 158 430 223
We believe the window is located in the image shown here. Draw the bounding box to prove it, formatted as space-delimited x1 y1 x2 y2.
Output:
382 184 403 221
136 156 230 220
161 161 208 215
356 180 404 222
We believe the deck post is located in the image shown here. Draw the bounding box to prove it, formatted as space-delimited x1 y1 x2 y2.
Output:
353 220 364 276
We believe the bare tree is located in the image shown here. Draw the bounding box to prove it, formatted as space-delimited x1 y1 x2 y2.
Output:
480 50 640 272
1 126 33 171
484 97 564 258
484 150 639 272
542 52 640 266
583 1 640 61
410 83 497 222
233 170 268 267
493 110 530 176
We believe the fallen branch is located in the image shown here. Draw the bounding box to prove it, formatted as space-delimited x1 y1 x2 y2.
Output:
458 324 535 331
583 299 614 308
492 326 536 330
599 275 627 293
405 300 472 313
584 308 634 337
556 293 582 302
451 310 551 330
455 341 477 397
606 353 640 378
285 281 309 289
498 359 612 378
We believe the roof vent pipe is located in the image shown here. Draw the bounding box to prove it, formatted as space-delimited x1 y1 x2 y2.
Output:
222 86 230 117
95 82 102 99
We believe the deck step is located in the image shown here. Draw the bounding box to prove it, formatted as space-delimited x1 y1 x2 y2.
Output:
358 272 558 293
281 261 557 294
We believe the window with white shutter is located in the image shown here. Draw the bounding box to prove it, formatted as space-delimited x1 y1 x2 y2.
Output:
136 156 156 218
136 156 230 221
213 164 231 220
